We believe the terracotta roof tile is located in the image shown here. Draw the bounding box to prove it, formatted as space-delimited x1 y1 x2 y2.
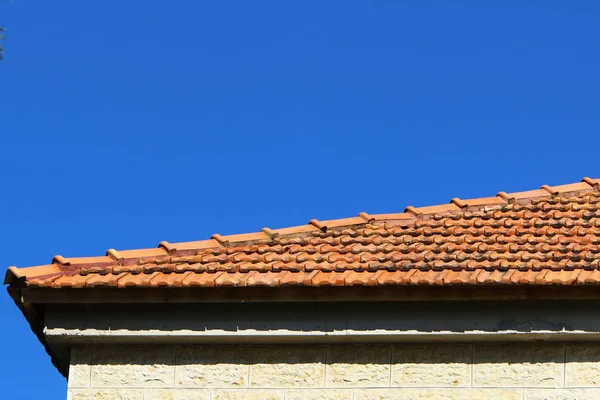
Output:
405 204 461 216
7 177 600 290
316 217 369 230
212 232 270 246
583 177 600 187
542 182 593 195
158 240 221 255
14 264 62 281
149 271 188 288
109 247 167 259
214 271 253 286
116 271 161 288
57 255 115 266
361 212 415 222
576 269 600 284
26 267 63 287
52 274 90 289
264 224 320 237
84 272 127 288
181 272 222 287
543 269 581 285
279 270 319 286
451 196 506 209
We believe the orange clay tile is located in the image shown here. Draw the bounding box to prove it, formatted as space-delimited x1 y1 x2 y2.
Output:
149 271 191 288
9 264 62 283
576 269 600 284
510 269 547 285
408 270 442 285
451 196 506 209
211 232 269 245
361 212 415 222
116 271 161 288
26 273 63 287
582 177 600 187
181 272 223 287
245 271 282 287
279 271 319 286
542 270 581 285
316 217 369 230
345 270 383 286
109 247 167 259
308 219 327 231
405 204 461 216
58 255 116 267
6 177 600 290
443 269 480 285
263 224 320 237
214 271 255 286
497 189 551 202
476 270 514 285
311 271 351 286
159 239 221 254
375 270 405 285
84 272 127 288
52 274 90 289
543 182 594 194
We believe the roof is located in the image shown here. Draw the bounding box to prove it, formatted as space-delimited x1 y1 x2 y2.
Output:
8 176 600 379
6 177 600 290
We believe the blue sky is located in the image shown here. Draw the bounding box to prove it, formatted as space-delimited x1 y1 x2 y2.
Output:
1 0 599 398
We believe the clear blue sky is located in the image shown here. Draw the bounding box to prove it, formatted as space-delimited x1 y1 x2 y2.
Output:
1 0 599 398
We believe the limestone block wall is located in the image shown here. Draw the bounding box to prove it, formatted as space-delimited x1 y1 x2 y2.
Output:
68 343 600 400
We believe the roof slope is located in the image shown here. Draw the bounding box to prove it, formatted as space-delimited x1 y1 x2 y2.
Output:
6 178 600 289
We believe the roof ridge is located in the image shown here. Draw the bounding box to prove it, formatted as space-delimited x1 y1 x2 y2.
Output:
6 177 600 279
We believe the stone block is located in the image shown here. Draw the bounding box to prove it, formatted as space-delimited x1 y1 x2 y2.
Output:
473 343 563 388
144 389 210 400
525 389 600 400
566 344 600 387
326 345 391 388
175 345 248 388
250 346 325 388
284 389 353 400
212 390 283 400
68 389 143 400
91 345 175 387
69 345 92 388
391 343 471 387
355 388 522 400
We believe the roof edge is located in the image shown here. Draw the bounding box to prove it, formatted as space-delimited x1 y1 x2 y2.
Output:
4 266 23 285
6 281 68 378
7 176 600 283
21 285 600 304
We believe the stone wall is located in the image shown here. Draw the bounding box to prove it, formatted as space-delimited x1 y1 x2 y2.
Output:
68 343 600 400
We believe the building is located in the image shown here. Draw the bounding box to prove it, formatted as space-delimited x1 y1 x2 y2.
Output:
6 178 600 400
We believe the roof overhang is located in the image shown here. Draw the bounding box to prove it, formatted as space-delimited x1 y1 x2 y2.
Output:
7 177 600 379
36 298 600 381
11 281 600 379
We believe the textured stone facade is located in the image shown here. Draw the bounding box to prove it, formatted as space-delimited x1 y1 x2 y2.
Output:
68 343 600 400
